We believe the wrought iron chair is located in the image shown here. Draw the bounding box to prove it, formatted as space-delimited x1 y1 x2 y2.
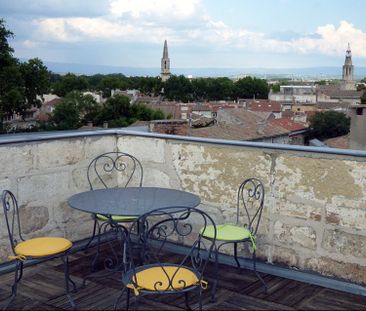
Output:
113 206 217 311
84 151 143 270
2 190 76 310
200 177 267 302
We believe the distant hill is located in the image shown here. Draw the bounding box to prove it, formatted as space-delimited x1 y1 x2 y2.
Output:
40 60 366 79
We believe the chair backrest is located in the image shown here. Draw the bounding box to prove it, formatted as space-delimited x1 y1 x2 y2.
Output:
2 190 24 255
126 206 216 292
236 178 265 234
87 151 143 190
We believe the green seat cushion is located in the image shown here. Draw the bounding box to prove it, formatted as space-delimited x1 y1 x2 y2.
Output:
96 214 137 222
200 224 252 241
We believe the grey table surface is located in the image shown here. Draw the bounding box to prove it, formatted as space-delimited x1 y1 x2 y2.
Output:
68 187 201 216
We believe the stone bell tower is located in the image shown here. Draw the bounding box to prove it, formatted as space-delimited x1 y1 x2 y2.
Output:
341 43 356 90
161 40 171 82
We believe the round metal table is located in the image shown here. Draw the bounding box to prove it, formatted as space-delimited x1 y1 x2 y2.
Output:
68 187 201 217
68 187 201 278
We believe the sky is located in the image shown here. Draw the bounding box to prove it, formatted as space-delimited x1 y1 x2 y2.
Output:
2 0 366 70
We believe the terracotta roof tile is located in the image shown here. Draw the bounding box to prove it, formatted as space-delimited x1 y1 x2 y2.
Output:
189 109 289 141
249 100 281 112
270 118 308 132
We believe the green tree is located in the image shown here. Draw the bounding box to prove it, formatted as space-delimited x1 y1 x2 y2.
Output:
309 111 350 140
51 92 99 129
234 77 269 99
97 95 131 124
20 58 50 109
53 73 88 97
0 20 50 120
164 75 193 102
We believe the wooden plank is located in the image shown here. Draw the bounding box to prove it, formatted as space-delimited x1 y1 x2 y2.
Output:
2 244 366 311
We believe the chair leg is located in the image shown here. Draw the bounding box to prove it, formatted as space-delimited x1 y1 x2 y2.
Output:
113 287 127 311
133 294 139 311
184 292 192 311
91 222 102 272
126 288 131 311
62 255 76 310
198 288 203 311
252 251 267 293
210 246 219 303
84 219 98 254
2 260 23 311
233 242 241 269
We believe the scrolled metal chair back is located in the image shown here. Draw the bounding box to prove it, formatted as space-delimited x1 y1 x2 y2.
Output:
2 190 24 255
87 151 143 190
236 178 265 234
128 207 216 292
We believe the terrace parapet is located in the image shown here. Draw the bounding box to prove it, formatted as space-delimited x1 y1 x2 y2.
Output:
0 129 366 286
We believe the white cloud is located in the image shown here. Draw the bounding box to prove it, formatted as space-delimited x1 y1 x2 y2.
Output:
34 17 174 43
35 18 81 42
291 21 366 57
109 0 202 21
22 40 39 48
30 0 366 61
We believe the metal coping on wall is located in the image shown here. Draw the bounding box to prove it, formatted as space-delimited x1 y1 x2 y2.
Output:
1 128 366 158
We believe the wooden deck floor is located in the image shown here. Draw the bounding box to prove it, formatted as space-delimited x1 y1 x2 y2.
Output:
1 243 366 310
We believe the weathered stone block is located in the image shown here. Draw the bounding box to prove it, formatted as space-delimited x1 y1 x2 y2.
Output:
117 136 166 163
84 136 116 159
274 196 323 221
170 144 270 204
142 168 172 188
273 221 317 250
326 205 366 230
0 146 35 176
70 167 90 192
305 256 366 284
0 243 10 262
322 230 366 258
275 156 363 203
37 140 84 170
18 172 70 204
271 245 300 267
20 204 49 235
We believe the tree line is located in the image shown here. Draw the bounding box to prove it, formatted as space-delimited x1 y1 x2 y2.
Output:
50 72 270 102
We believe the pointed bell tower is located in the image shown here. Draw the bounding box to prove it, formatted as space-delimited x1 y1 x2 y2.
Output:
161 40 171 82
341 43 356 90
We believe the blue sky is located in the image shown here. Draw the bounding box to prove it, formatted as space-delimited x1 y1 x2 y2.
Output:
2 0 366 69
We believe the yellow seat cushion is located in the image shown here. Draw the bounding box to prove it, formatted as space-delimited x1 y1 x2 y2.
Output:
15 237 72 258
131 266 199 292
96 214 137 222
201 224 252 241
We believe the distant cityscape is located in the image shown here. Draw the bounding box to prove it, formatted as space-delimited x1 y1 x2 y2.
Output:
4 37 366 151
40 60 366 80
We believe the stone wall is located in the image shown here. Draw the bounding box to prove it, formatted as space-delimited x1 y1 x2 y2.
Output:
118 135 366 285
1 132 366 286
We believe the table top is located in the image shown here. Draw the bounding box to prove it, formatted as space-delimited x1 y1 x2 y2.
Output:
68 187 201 216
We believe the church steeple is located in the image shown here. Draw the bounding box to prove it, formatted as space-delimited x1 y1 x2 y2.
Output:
161 40 171 82
341 43 355 90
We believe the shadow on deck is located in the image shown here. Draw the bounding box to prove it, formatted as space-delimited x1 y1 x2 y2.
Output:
1 242 366 310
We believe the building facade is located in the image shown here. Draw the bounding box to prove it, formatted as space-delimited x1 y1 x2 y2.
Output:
341 43 356 91
161 40 171 82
